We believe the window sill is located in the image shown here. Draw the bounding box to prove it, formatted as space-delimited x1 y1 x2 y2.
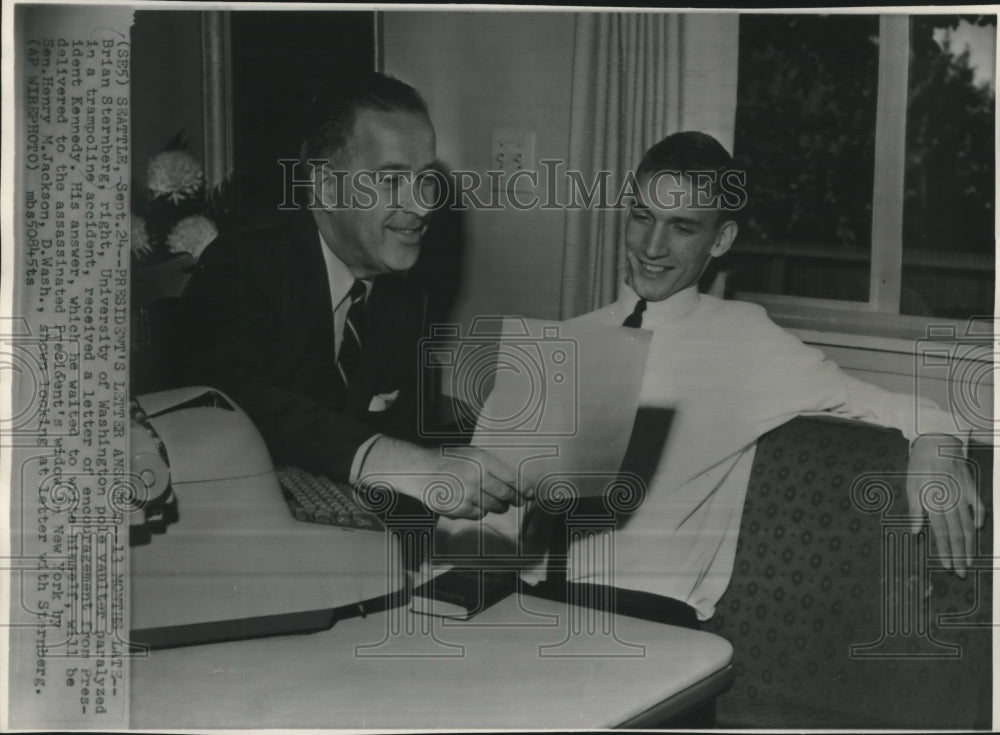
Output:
733 291 986 355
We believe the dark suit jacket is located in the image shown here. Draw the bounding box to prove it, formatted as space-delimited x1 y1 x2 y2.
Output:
174 213 434 482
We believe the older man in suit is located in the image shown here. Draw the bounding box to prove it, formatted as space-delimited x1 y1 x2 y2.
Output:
176 72 521 520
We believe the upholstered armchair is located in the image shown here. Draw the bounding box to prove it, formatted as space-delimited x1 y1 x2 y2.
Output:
707 416 992 729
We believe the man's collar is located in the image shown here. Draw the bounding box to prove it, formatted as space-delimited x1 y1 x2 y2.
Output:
318 230 369 304
618 283 700 322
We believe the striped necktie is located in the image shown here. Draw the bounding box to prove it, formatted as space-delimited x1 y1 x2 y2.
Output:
337 280 367 388
623 298 647 328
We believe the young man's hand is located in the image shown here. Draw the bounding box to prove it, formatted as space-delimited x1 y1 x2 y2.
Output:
906 434 986 578
357 436 524 519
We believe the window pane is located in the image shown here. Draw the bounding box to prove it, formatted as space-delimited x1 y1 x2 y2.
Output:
730 15 880 302
901 15 996 318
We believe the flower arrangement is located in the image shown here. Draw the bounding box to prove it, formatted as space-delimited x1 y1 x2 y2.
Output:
131 133 232 264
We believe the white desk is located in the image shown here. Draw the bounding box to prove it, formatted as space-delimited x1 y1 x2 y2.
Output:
130 592 733 729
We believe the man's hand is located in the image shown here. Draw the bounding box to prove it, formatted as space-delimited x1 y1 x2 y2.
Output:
357 436 524 519
906 434 986 578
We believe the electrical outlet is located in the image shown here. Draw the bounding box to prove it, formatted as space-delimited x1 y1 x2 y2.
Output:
490 129 536 193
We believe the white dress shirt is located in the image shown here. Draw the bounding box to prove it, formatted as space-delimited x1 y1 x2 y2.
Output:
554 284 959 619
318 232 371 359
318 232 378 484
437 284 962 619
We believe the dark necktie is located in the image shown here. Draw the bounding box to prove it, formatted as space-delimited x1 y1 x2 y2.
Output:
623 298 647 328
337 280 367 387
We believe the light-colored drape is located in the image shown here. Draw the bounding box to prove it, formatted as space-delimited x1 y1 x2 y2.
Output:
559 13 684 319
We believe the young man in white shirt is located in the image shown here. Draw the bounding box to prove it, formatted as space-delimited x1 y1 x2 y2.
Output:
526 131 984 624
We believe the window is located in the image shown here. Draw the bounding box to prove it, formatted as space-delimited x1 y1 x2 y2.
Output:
729 14 995 324
901 15 995 319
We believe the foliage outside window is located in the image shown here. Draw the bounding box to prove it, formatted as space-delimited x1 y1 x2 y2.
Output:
730 13 995 321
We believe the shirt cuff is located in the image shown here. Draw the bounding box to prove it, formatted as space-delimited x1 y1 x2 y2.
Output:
903 396 969 454
349 433 384 486
909 431 970 459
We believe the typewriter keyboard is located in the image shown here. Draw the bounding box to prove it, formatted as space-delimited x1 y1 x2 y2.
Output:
277 465 385 532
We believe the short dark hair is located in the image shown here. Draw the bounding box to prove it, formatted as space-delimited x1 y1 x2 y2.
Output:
300 72 430 166
636 131 744 217
637 131 735 180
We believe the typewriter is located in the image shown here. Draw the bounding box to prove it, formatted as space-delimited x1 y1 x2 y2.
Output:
129 386 406 649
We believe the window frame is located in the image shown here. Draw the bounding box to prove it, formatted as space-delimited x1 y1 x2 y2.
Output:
732 14 993 341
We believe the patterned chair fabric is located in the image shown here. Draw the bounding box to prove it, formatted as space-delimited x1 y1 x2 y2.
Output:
706 415 992 729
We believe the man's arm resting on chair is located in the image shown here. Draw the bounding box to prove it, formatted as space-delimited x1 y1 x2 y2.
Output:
906 433 986 579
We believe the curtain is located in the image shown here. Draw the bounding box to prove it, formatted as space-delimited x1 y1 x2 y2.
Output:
559 13 684 319
201 11 234 189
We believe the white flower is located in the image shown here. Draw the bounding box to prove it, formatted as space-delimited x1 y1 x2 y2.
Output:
131 215 153 259
167 215 218 260
146 150 204 204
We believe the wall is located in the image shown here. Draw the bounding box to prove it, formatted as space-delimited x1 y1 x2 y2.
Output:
131 11 205 185
384 10 740 329
678 14 739 152
384 10 575 327
793 330 994 434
